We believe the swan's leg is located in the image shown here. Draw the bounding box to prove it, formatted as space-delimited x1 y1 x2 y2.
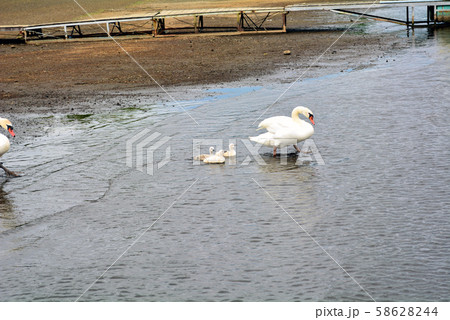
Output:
273 147 277 157
293 144 301 153
0 162 20 177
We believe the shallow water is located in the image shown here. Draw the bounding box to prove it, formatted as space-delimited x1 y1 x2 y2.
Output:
0 23 449 301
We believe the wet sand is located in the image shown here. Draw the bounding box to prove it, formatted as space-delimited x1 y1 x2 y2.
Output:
0 0 409 114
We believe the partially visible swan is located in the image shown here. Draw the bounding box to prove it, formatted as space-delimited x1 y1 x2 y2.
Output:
223 143 236 157
0 118 19 176
203 150 225 164
250 106 315 156
194 146 215 161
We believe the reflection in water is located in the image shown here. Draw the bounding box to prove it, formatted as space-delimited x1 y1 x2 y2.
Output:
258 152 317 174
0 180 16 230
255 152 321 226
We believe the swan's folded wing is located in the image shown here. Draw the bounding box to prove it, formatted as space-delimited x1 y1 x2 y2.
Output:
273 124 314 141
258 116 294 134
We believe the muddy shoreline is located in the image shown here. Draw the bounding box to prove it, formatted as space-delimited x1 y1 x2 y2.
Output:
0 10 409 115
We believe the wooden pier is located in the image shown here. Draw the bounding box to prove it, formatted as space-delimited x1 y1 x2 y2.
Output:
0 7 287 41
1 1 449 41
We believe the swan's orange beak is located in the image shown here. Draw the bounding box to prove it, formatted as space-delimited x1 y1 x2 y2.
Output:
8 127 15 137
309 115 315 125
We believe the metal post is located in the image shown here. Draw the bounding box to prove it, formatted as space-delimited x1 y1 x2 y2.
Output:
434 5 437 25
411 6 415 28
194 16 199 33
406 6 409 26
106 23 110 36
64 25 68 39
282 12 287 32
193 15 204 31
152 18 165 36
237 11 244 31
428 5 436 24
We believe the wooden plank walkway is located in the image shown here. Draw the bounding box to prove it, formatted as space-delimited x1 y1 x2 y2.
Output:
1 7 287 39
1 1 449 41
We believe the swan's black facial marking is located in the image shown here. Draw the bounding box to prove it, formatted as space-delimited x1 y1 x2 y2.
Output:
308 113 315 125
6 124 15 137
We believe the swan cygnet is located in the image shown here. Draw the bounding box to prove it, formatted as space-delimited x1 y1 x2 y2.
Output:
223 143 236 157
203 150 225 164
194 146 215 161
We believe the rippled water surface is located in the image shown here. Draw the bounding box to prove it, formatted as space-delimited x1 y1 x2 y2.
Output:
0 25 449 301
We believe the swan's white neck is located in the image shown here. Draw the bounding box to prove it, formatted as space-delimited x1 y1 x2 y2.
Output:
291 107 309 125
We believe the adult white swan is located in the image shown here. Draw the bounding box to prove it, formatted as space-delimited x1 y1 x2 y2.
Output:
0 118 19 176
250 106 315 156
